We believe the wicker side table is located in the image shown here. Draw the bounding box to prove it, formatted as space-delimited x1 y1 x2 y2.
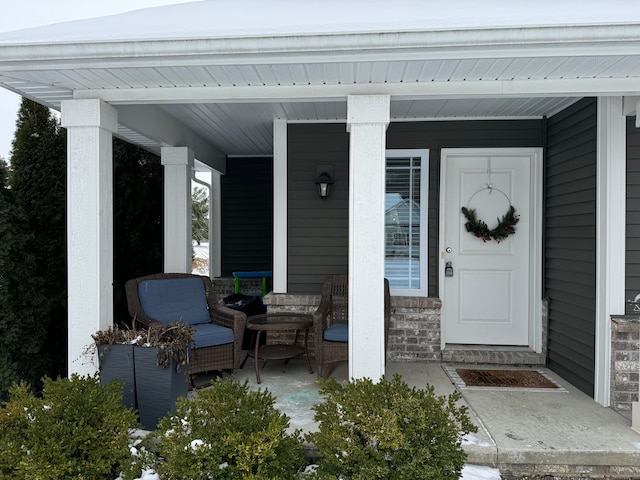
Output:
246 313 313 384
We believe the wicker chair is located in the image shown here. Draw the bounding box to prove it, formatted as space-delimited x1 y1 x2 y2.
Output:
313 275 391 379
125 273 246 376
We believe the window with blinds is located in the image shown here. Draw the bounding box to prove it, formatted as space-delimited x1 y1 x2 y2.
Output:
385 150 429 296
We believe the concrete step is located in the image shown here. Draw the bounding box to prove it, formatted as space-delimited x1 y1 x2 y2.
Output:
442 345 545 365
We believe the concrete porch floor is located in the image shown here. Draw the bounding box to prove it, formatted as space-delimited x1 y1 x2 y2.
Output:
193 358 640 479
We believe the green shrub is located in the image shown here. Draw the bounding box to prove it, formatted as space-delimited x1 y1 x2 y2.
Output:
0 374 139 479
150 377 305 479
306 374 477 480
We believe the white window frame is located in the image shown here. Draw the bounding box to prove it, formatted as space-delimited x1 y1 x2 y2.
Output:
385 149 429 297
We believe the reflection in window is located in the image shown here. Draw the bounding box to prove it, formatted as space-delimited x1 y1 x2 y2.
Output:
385 151 428 295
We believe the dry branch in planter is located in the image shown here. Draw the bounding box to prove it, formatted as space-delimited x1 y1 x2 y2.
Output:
92 321 194 369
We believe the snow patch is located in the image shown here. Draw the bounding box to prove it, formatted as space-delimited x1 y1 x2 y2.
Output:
463 432 494 447
0 0 638 44
461 464 502 480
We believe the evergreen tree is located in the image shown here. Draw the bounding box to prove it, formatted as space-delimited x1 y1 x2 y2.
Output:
113 138 163 324
192 185 209 245
7 98 67 390
0 156 27 398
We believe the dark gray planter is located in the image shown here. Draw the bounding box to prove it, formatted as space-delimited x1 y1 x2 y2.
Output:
97 343 136 411
133 346 189 431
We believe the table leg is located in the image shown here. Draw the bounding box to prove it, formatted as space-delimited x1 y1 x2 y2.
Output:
303 326 313 374
240 329 257 369
284 329 299 365
254 331 263 384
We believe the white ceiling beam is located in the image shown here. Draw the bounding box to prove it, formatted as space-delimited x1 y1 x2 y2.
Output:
74 77 640 104
115 104 226 172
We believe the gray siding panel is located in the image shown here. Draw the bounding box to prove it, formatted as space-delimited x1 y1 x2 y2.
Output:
221 157 273 276
544 98 597 397
627 118 640 309
287 120 543 294
287 124 350 293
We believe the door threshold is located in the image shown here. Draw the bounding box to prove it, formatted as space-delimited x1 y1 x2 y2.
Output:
442 344 545 365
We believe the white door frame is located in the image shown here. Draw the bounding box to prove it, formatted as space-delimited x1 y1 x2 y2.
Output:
439 147 544 352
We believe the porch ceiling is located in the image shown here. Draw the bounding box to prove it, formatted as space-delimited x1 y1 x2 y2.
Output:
159 97 581 156
0 55 614 158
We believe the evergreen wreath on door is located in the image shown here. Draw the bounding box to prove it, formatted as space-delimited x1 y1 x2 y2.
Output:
460 157 520 243
461 204 519 243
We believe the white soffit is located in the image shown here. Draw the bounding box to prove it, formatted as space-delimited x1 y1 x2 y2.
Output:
4 55 640 91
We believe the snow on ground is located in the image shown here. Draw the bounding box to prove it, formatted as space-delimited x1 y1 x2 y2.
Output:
463 432 495 448
461 464 502 480
134 470 159 480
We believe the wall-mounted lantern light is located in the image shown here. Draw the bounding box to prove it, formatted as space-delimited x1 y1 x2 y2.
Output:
315 171 333 200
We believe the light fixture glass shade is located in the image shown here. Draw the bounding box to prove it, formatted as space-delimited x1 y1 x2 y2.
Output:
315 172 333 200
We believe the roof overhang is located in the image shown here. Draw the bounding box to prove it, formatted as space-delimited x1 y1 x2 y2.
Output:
1 1 640 164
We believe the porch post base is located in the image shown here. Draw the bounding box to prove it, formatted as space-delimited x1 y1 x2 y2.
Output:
632 402 640 433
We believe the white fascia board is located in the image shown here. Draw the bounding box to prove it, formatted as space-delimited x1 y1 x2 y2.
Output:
1 24 640 70
74 77 640 105
115 104 226 172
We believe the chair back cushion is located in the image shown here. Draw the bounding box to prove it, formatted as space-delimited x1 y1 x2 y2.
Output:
323 322 348 342
138 278 210 325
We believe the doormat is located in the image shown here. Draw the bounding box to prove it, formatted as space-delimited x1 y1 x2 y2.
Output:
457 368 558 388
443 366 566 392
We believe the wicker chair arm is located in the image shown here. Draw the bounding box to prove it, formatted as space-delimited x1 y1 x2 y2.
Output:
313 296 332 325
210 304 246 340
313 296 332 350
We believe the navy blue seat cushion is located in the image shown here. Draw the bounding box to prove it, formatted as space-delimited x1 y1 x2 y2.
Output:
192 323 234 348
138 278 210 325
323 323 348 342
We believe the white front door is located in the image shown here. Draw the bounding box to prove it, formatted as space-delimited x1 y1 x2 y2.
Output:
440 148 542 346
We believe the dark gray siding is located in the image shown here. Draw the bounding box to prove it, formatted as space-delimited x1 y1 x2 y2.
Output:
627 117 640 310
544 98 597 397
287 120 543 294
288 124 350 293
221 157 273 277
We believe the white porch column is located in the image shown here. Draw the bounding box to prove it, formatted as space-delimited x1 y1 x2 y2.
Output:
346 95 390 381
161 147 194 273
595 96 626 407
273 118 288 293
61 99 117 376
